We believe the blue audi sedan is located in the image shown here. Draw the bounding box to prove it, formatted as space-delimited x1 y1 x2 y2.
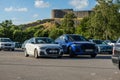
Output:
55 34 98 58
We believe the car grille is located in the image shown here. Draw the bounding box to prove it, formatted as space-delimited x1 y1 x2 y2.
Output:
81 44 95 52
46 48 60 54
101 46 112 50
4 44 11 46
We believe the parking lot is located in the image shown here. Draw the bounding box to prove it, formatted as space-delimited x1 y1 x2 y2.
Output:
0 48 120 80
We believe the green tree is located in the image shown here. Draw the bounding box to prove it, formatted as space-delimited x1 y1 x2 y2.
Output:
13 30 24 42
34 29 49 37
49 28 64 39
91 0 120 39
61 13 76 34
78 0 120 40
75 17 90 38
25 25 44 39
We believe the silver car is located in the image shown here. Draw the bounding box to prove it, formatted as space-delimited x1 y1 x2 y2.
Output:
112 38 120 70
0 38 15 51
25 37 63 58
90 39 113 54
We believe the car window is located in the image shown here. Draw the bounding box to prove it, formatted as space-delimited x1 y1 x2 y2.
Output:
117 39 120 43
56 36 65 42
0 38 12 42
93 40 103 44
36 38 54 44
28 38 34 43
67 35 86 41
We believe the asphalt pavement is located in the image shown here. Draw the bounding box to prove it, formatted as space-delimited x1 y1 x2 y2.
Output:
0 48 120 80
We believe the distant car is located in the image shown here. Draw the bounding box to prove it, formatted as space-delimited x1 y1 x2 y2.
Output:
15 42 22 48
112 38 120 70
55 34 97 58
24 37 63 58
89 39 113 54
0 38 15 51
21 40 28 50
104 40 116 46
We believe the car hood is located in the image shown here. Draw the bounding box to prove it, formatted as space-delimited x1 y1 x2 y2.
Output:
34 44 61 48
71 41 94 44
0 42 15 44
96 44 112 47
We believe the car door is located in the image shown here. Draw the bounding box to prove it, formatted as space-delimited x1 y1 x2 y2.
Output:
26 38 35 55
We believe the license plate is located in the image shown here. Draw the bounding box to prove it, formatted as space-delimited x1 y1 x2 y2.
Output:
49 50 58 53
85 49 93 52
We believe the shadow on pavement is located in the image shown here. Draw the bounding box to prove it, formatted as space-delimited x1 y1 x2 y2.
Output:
39 54 112 60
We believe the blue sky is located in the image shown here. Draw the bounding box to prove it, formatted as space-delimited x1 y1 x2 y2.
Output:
0 0 96 25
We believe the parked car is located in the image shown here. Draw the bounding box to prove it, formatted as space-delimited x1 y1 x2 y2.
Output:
0 38 15 51
89 39 113 54
24 37 63 58
21 40 28 50
55 34 97 58
15 42 22 48
112 38 120 70
104 40 116 46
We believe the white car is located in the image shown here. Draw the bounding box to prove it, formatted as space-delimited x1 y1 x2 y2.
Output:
25 37 63 58
0 38 15 51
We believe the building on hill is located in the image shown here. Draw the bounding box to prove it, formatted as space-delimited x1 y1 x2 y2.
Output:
74 10 92 18
51 9 93 18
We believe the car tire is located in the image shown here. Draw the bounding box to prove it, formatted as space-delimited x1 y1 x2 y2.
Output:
69 47 75 58
12 49 15 51
91 54 96 58
57 56 62 58
109 52 112 54
25 49 29 57
118 61 120 70
34 49 39 59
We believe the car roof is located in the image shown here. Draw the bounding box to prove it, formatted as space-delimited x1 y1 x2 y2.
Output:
35 37 49 38
63 34 82 36
0 38 10 39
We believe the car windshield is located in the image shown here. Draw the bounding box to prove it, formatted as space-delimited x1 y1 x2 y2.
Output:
111 40 116 43
0 38 12 42
35 38 55 44
67 35 87 41
93 40 103 44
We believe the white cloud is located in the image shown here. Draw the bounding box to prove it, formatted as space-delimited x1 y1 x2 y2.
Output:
33 14 39 18
34 0 50 8
69 0 89 10
4 6 28 12
4 6 13 12
17 8 28 12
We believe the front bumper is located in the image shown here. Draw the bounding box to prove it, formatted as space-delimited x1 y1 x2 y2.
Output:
0 46 15 50
38 48 64 57
74 51 97 55
98 46 113 53
112 56 119 67
72 45 97 55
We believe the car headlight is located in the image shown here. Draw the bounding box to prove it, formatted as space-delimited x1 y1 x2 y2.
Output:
1 44 4 45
